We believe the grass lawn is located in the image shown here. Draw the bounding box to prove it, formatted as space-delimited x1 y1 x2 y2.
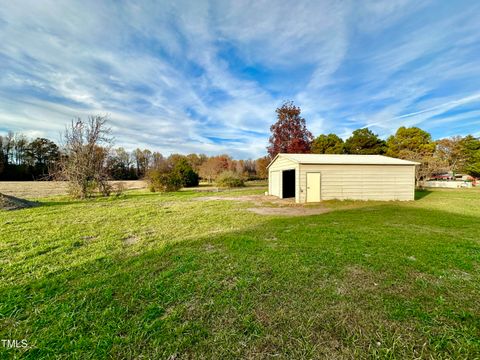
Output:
1 187 479 358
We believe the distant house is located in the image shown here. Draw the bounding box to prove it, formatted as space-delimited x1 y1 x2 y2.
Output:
430 173 454 181
267 154 419 203
426 172 476 188
429 172 474 181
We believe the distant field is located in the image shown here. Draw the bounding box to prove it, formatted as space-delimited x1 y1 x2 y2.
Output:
0 180 147 198
0 180 267 199
0 187 479 358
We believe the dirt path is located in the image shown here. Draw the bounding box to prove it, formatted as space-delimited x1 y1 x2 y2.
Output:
246 207 330 216
194 194 294 205
194 194 330 216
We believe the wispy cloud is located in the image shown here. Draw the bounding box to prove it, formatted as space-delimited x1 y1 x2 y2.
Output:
0 0 479 158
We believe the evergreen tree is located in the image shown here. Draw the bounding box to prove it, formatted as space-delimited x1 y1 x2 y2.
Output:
344 128 386 154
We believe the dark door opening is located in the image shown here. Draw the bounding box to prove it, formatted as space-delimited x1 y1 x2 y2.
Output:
282 169 295 198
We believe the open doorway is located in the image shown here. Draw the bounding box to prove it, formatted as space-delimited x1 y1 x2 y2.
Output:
282 169 295 198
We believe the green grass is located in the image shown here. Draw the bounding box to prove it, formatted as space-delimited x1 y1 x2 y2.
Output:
1 188 479 359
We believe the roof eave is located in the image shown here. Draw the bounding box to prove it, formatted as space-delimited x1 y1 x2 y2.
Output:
266 153 300 169
298 162 420 165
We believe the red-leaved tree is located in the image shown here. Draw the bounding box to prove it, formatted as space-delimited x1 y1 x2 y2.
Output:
267 101 313 158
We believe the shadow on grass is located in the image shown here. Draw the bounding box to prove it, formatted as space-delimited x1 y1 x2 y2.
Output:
1 204 479 358
415 189 432 200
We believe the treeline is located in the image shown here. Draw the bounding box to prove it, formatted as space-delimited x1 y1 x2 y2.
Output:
0 133 60 180
268 102 480 180
309 128 480 180
2 104 479 186
0 131 270 182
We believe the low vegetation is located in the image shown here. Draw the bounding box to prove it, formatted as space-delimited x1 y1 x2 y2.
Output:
1 187 479 358
215 170 245 188
147 157 200 192
147 169 183 192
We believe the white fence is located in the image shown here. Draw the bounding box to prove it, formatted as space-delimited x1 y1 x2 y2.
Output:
421 181 473 188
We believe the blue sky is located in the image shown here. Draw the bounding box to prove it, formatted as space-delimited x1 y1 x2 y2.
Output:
0 0 479 158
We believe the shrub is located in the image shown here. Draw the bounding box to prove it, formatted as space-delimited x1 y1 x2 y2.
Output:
146 169 183 192
113 181 126 196
216 171 245 188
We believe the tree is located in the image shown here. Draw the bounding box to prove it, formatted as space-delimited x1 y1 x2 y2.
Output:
13 134 29 165
0 145 4 175
236 159 256 179
171 156 199 187
399 150 448 186
133 148 152 178
186 153 207 172
108 147 136 180
384 127 443 186
3 131 14 165
146 168 183 192
255 156 270 179
146 155 199 192
267 101 313 157
435 136 466 173
25 138 60 179
0 133 61 180
198 155 232 183
386 127 435 158
151 152 165 170
344 128 386 155
58 115 113 198
460 135 480 177
311 134 344 154
0 136 5 175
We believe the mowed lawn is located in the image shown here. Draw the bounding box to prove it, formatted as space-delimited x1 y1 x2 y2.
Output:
1 187 479 359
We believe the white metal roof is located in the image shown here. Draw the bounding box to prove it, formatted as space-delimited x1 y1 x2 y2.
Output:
268 153 420 167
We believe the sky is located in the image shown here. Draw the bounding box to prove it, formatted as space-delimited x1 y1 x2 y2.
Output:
0 0 479 159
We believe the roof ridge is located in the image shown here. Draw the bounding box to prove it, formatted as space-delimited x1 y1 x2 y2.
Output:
272 153 420 165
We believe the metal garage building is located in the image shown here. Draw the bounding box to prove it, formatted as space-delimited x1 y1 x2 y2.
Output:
267 154 419 203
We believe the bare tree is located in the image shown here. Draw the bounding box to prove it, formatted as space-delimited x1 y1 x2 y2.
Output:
399 150 447 187
4 131 14 165
58 115 113 198
198 155 232 183
0 136 4 175
132 148 152 178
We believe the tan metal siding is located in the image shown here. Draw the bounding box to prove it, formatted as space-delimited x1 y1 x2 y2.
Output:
268 156 298 199
299 164 415 202
269 156 297 171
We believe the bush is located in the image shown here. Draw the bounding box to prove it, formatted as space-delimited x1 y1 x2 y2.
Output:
113 181 126 196
146 169 183 192
216 171 245 188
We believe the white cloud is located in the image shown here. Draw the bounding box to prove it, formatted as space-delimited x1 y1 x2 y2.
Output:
0 0 479 158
